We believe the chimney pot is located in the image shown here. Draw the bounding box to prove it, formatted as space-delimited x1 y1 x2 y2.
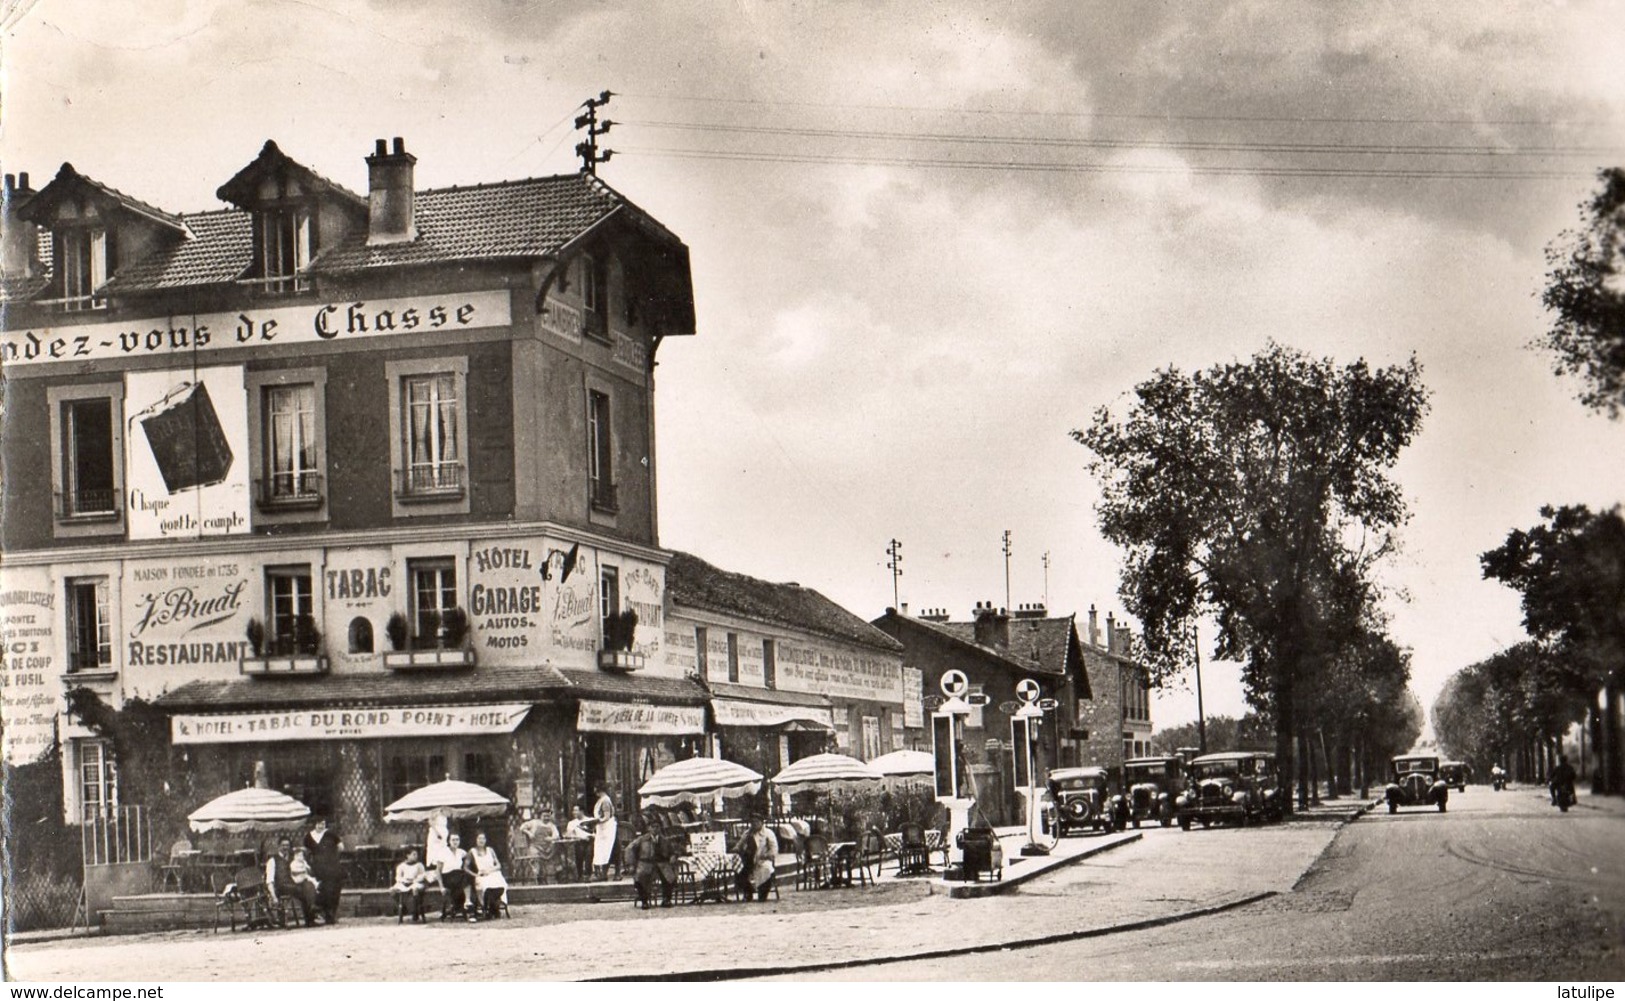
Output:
901 602 909 616
4 175 12 192
18 172 28 189
393 136 406 154
375 138 388 156
366 136 418 245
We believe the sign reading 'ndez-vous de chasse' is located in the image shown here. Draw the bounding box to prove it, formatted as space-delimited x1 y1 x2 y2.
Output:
1 291 513 367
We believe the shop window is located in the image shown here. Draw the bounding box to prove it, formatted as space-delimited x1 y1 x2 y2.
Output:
588 389 616 512
463 751 499 791
66 577 111 672
409 558 458 646
56 226 111 311
77 740 116 822
253 204 312 293
348 617 374 653
695 626 708 677
262 383 321 506
861 716 881 761
386 750 447 809
267 748 335 820
762 639 777 690
726 632 739 684
266 566 316 655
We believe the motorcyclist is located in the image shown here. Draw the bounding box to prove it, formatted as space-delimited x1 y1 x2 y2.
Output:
1548 755 1577 806
1490 763 1506 790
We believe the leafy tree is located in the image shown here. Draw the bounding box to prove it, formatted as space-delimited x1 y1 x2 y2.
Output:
1538 168 1625 417
1152 713 1274 755
1432 643 1589 783
1075 343 1429 809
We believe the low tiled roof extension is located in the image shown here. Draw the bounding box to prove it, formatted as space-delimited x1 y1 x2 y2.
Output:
104 210 252 291
151 664 571 712
666 551 903 654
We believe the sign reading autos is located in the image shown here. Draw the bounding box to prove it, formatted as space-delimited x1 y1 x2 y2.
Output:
125 366 251 540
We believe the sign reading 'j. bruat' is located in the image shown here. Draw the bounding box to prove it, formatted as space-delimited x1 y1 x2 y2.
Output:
0 291 513 367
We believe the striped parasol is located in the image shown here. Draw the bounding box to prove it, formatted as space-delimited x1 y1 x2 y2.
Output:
869 749 935 777
188 787 311 834
638 756 763 809
384 779 510 823
770 752 884 794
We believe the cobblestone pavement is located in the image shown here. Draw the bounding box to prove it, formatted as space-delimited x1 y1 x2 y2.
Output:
3 804 1366 982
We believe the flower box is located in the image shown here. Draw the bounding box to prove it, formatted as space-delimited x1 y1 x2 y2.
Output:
383 649 477 670
597 650 646 672
240 655 329 677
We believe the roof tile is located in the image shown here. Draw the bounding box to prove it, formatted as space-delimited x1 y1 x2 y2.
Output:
666 551 902 653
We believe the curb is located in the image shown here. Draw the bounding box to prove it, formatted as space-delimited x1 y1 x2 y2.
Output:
947 831 1142 899
588 889 1278 982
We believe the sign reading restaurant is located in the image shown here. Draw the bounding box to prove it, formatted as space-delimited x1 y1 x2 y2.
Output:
0 291 513 367
171 703 533 744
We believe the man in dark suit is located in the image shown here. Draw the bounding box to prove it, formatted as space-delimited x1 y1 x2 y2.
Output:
265 837 316 927
302 816 344 925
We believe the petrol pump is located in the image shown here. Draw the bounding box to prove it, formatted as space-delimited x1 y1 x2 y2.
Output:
1010 679 1048 856
931 669 974 868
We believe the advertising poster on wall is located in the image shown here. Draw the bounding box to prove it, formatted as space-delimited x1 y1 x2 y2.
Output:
125 366 251 540
0 566 61 765
546 540 599 669
776 645 904 704
621 561 664 662
122 556 256 697
322 548 394 671
468 538 544 667
903 667 924 729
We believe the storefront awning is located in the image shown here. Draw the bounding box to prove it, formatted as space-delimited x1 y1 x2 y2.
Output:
171 703 532 744
711 698 834 731
576 700 707 735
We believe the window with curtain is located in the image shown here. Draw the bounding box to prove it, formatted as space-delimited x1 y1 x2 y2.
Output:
265 383 319 500
403 373 461 493
59 227 109 311
410 558 458 645
266 566 315 654
256 205 311 293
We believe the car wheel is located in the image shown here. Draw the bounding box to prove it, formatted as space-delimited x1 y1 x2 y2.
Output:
1199 817 1210 828
1178 815 1191 831
1438 800 1446 813
1388 801 1397 814
1238 810 1248 828
1132 817 1141 829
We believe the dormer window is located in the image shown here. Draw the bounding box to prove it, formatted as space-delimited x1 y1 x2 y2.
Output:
56 227 110 312
582 252 609 342
255 204 312 293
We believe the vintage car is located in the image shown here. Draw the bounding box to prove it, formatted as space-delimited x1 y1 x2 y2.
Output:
1048 766 1128 836
1174 751 1284 829
1439 760 1468 792
1111 755 1185 828
1386 755 1449 812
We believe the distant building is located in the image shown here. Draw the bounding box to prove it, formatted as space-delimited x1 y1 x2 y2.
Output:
1075 606 1154 773
871 602 1092 825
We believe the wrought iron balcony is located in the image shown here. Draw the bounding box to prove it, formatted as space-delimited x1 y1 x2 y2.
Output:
255 472 324 510
57 488 120 520
397 463 465 501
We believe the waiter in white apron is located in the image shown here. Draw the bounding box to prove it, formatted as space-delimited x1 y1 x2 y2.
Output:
591 783 618 881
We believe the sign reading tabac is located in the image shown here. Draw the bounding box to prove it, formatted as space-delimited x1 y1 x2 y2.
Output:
172 703 532 744
1 291 512 368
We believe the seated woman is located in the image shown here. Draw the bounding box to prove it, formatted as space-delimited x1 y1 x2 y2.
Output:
391 847 428 923
436 832 476 922
467 830 509 920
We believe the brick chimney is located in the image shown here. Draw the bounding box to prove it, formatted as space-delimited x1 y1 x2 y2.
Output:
972 601 1010 649
1106 612 1117 653
2 173 39 277
1013 602 1047 620
1088 605 1099 647
365 137 417 245
920 607 950 623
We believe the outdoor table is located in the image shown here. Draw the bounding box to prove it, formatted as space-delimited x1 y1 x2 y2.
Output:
823 841 859 887
160 849 205 893
677 851 741 903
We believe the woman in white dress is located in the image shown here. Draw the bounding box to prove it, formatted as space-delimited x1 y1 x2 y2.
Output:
467 830 509 919
591 784 618 881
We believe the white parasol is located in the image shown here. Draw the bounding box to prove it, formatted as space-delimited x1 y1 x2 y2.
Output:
638 756 763 809
868 749 935 777
770 752 884 794
384 779 510 823
187 787 311 834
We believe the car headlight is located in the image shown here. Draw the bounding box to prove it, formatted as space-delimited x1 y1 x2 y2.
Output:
1231 790 1248 804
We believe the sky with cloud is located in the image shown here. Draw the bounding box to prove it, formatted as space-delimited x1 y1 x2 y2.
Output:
5 0 1624 730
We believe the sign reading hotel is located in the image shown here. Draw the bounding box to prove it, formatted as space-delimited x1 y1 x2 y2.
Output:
469 540 543 665
1 291 513 368
172 703 532 744
125 366 251 540
0 567 60 764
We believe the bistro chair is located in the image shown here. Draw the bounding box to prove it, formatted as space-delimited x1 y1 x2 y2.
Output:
158 838 196 894
855 828 886 886
897 822 930 876
797 833 830 890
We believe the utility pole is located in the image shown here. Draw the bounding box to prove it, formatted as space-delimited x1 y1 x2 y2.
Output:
885 538 903 612
1041 551 1050 609
574 91 617 175
1001 530 1012 612
1193 621 1207 754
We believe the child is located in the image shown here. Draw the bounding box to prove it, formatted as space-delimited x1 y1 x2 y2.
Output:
289 846 320 893
391 847 428 923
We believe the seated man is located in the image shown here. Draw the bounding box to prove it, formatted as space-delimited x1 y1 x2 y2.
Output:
265 836 317 928
737 815 779 902
391 847 428 923
626 819 676 909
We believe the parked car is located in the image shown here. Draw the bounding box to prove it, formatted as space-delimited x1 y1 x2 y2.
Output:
1048 766 1128 836
1439 760 1468 792
1386 755 1449 813
1112 755 1185 828
1174 751 1284 829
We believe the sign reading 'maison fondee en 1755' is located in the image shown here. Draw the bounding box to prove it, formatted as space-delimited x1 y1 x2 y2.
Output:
0 291 513 367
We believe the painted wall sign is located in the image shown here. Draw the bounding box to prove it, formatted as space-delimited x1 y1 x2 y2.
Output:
548 545 600 663
1 291 512 368
621 562 664 662
0 567 60 764
122 556 254 695
538 298 582 343
171 703 532 744
322 548 393 671
469 541 543 664
575 700 705 736
125 366 251 540
903 667 924 729
775 644 904 704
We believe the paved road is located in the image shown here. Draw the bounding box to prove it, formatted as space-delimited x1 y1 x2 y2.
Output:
777 786 1625 981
